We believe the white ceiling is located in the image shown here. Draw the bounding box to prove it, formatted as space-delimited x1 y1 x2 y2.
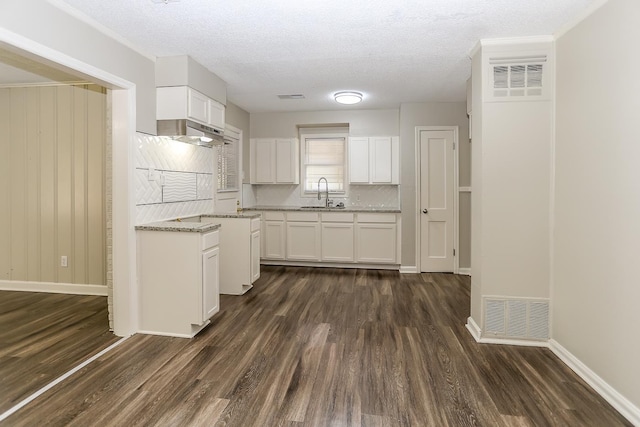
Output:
8 0 597 112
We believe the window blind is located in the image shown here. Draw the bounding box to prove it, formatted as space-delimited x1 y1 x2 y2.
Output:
303 137 345 193
218 134 239 192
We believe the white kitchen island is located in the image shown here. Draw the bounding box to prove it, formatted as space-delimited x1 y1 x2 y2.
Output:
136 221 221 338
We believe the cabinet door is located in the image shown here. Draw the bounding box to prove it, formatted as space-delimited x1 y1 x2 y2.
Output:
370 136 392 184
253 139 275 183
187 88 209 124
251 230 261 283
202 246 220 321
321 223 354 262
356 223 397 263
264 221 286 259
349 137 370 183
275 139 297 183
207 98 225 129
286 222 321 261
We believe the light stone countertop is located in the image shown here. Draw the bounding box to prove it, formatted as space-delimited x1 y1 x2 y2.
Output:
135 212 261 233
244 205 401 213
135 221 221 233
201 212 262 219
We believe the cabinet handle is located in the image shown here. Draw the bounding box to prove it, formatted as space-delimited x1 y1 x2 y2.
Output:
422 209 428 214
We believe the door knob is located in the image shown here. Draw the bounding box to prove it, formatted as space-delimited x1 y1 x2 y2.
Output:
422 209 428 214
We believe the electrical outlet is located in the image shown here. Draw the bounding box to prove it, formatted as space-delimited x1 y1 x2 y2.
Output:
61 256 68 267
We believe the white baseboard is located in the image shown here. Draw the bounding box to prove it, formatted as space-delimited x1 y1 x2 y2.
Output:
399 265 418 274
549 339 640 426
0 280 108 296
260 260 400 271
458 268 471 276
466 316 482 341
466 316 549 347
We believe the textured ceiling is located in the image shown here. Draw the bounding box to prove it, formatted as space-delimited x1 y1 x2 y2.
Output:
46 0 596 112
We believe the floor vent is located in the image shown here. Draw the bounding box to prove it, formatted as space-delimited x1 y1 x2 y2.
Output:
484 297 549 341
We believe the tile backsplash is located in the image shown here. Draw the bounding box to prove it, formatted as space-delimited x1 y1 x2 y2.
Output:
250 183 400 208
135 133 214 224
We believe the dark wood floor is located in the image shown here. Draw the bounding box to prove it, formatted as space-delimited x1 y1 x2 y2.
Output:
0 291 117 414
2 267 631 426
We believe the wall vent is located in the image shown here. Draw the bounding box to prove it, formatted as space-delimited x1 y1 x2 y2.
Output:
277 94 305 100
484 297 549 341
488 55 547 100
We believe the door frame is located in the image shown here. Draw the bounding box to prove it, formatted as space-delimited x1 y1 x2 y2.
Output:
0 28 138 337
414 126 460 273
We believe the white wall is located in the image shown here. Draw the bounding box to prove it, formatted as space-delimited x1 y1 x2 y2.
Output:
482 101 552 297
470 52 484 321
470 39 554 336
250 109 399 138
0 0 156 134
554 0 640 410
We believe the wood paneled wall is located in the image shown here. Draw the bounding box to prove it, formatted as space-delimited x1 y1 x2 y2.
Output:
0 84 106 286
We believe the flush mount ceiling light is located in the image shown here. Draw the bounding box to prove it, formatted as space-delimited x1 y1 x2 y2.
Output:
334 91 363 105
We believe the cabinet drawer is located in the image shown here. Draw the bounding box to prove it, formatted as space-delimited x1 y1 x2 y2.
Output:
264 211 285 221
321 212 354 222
357 213 396 223
202 230 220 250
251 217 261 232
287 211 319 222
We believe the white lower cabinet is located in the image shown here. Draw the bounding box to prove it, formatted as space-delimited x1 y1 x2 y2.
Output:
251 229 261 282
321 223 354 262
356 213 397 264
287 222 321 261
138 228 220 338
260 210 399 267
201 215 261 295
202 246 220 320
321 212 355 262
262 211 286 259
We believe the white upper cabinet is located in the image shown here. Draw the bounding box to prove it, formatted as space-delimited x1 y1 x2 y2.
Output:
157 86 225 130
187 87 209 123
348 136 399 185
250 138 299 184
207 98 225 130
348 137 370 183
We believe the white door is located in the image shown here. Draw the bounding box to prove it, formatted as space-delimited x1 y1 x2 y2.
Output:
420 130 455 272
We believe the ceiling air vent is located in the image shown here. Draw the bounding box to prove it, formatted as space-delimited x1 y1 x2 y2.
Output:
278 94 305 100
489 55 547 100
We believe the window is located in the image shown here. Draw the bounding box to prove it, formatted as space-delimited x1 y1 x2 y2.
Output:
217 130 239 192
301 133 346 194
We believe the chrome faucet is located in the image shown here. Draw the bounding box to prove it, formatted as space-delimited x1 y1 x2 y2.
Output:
317 177 330 207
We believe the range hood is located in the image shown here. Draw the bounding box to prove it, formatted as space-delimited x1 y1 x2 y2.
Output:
157 119 224 147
